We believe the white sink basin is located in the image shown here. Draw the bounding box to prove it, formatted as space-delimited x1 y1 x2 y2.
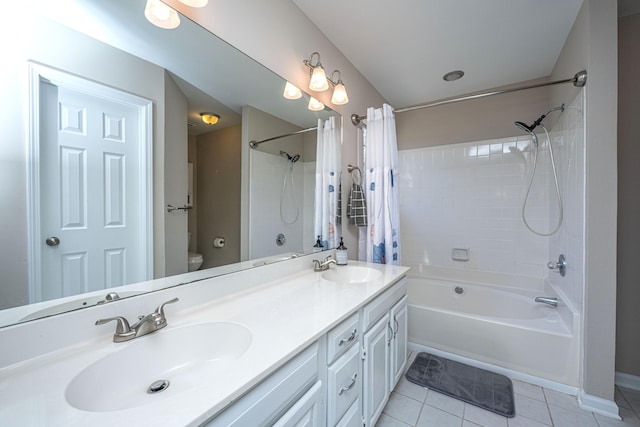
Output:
321 266 382 284
65 321 252 412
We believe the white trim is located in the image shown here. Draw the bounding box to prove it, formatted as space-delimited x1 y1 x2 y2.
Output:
408 342 579 396
26 62 154 300
615 371 640 391
578 390 620 420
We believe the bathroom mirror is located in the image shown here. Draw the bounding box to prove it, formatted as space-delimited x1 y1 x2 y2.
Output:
0 0 340 327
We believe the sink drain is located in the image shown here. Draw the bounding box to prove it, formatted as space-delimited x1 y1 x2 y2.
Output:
147 379 170 394
454 286 464 295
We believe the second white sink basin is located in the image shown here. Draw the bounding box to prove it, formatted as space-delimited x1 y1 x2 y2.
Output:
321 266 382 284
65 321 252 412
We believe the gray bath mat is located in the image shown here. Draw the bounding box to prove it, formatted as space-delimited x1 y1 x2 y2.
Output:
405 352 515 418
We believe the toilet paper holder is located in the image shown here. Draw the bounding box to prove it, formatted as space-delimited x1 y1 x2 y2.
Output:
213 237 225 248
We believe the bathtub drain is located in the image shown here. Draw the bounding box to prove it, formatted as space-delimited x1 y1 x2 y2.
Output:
454 286 464 295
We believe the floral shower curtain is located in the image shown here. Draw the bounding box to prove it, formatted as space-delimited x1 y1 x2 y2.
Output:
314 116 342 250
362 104 400 264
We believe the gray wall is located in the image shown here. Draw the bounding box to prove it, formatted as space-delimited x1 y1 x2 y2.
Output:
195 125 242 268
616 11 640 378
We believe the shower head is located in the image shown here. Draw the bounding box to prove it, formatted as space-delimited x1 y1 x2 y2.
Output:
515 104 565 147
515 121 539 147
280 150 300 163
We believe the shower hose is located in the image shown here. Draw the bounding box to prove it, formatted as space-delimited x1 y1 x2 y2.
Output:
280 159 299 225
521 124 563 236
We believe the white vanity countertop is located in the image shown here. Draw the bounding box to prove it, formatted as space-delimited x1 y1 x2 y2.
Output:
0 260 408 426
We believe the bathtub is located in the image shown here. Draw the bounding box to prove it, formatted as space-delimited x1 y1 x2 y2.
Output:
407 268 580 387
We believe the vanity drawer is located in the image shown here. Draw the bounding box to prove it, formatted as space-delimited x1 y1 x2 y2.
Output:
327 344 360 426
327 312 359 364
362 277 407 331
336 400 361 427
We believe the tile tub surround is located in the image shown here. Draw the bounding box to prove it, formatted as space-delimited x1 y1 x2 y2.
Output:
398 90 584 290
0 255 408 426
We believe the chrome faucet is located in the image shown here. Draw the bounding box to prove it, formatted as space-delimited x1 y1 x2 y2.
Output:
313 255 336 272
95 297 179 343
535 296 558 307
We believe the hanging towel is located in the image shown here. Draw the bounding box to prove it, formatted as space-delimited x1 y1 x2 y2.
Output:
347 167 367 226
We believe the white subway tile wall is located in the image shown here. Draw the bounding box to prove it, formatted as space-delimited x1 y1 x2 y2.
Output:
249 150 308 259
398 91 585 307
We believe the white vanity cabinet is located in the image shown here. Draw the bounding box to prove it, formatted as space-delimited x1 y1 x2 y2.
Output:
361 278 408 427
326 313 361 426
204 343 323 427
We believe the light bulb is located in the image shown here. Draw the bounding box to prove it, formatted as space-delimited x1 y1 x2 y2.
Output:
308 97 325 111
283 82 302 100
144 0 180 29
309 66 329 91
331 82 349 105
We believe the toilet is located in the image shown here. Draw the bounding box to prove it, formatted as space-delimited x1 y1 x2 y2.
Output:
187 232 204 272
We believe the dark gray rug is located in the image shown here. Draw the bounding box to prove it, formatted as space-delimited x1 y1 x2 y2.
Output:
405 352 515 418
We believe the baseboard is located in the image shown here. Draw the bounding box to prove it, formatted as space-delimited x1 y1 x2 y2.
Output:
408 342 579 396
578 390 621 420
615 371 640 391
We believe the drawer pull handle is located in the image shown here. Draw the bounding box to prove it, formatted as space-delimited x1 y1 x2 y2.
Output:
338 329 357 346
338 373 358 395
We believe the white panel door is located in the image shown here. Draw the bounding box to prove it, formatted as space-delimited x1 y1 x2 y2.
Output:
38 80 143 301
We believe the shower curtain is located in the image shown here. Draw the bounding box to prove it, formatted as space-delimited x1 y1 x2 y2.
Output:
361 104 401 264
314 116 342 250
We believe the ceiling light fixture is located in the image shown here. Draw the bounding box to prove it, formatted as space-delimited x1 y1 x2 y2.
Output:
200 112 220 125
302 52 349 105
308 97 325 112
443 70 465 82
144 0 180 29
283 82 302 100
178 0 209 7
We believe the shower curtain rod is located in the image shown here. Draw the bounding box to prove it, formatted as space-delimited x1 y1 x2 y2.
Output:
249 126 317 149
350 70 587 126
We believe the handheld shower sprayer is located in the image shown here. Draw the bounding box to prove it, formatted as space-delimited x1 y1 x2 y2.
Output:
515 104 566 237
514 104 565 147
280 150 300 163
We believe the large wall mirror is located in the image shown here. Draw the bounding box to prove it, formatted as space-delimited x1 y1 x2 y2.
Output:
0 0 341 327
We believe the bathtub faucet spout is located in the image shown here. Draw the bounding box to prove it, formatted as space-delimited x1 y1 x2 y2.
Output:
535 296 558 307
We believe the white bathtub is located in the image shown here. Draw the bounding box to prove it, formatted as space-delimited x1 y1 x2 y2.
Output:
407 269 580 387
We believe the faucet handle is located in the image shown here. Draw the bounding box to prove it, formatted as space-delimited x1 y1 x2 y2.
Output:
95 316 136 342
155 297 179 319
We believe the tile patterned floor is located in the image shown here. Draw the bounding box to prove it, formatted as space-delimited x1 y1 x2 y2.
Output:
376 353 640 427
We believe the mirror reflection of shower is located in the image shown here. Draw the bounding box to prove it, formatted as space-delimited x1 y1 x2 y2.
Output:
515 104 565 236
280 150 300 224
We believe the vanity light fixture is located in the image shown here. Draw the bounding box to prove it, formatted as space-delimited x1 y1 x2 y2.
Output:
329 71 349 105
308 97 325 111
200 112 220 125
303 52 349 105
283 82 302 100
305 52 329 92
144 0 181 29
178 0 209 6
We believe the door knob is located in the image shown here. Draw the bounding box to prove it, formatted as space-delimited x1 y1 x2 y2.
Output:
45 236 60 246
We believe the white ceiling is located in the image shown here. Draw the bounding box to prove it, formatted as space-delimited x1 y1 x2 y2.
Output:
293 0 586 109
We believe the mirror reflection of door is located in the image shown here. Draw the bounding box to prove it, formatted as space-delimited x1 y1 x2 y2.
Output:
32 67 153 303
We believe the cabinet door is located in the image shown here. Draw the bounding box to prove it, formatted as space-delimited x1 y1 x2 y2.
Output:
273 380 324 427
390 296 408 390
362 313 390 427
